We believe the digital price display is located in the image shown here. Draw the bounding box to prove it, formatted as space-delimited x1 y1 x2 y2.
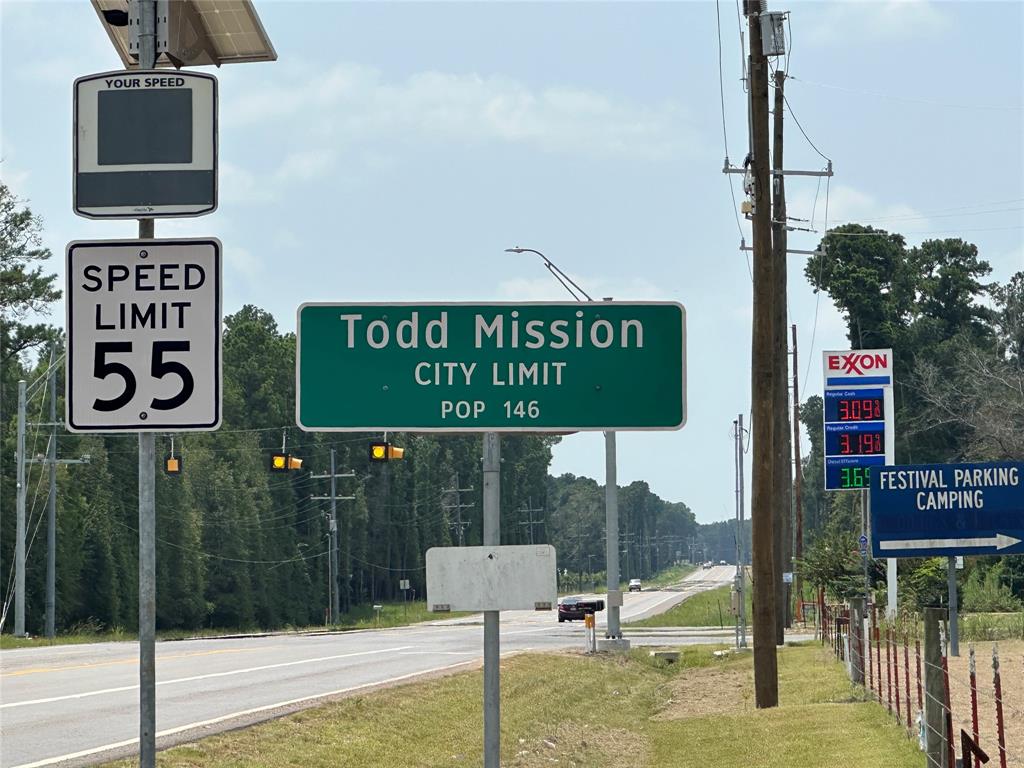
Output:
824 393 884 422
823 387 893 492
825 458 886 489
824 424 885 456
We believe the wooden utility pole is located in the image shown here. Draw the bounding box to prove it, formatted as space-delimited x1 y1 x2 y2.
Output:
771 69 793 638
747 0 779 707
791 324 804 621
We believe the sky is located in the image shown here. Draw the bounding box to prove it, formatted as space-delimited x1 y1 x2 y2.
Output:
2 0 1022 525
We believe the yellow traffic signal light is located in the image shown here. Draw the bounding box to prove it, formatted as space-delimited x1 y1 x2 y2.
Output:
164 455 182 475
270 454 302 471
369 442 405 461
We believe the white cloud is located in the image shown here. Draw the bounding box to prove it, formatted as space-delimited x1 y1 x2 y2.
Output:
274 149 338 183
805 0 951 44
224 62 693 161
219 162 278 204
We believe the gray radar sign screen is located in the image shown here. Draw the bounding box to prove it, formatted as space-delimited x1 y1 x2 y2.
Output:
97 90 193 165
74 71 217 219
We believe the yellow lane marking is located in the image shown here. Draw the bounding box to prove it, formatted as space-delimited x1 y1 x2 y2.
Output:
2 646 279 678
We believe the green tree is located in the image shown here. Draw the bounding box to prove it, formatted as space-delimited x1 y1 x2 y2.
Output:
0 182 60 364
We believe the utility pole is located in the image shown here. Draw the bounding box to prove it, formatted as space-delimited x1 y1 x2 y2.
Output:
311 452 356 624
747 0 779 708
734 415 747 649
739 414 747 569
772 68 793 639
46 355 57 638
791 324 804 621
517 497 545 544
31 354 90 639
442 472 474 546
14 379 27 637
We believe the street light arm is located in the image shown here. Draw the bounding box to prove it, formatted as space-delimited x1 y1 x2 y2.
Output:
544 262 588 303
504 247 594 302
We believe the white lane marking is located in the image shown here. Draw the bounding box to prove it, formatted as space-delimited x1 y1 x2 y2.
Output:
0 646 413 710
397 651 475 656
502 627 556 636
9 658 477 768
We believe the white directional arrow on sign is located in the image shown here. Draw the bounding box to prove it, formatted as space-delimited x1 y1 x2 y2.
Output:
878 533 1021 552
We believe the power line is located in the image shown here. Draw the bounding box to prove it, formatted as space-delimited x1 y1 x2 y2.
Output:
716 0 751 278
827 224 1023 236
804 173 830 389
781 91 831 164
787 75 1023 112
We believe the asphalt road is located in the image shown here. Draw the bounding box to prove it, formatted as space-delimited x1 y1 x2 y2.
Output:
1 567 736 768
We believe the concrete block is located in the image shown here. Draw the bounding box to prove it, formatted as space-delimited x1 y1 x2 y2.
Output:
597 637 631 653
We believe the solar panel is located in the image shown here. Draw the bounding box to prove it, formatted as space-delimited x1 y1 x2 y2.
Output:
91 0 276 68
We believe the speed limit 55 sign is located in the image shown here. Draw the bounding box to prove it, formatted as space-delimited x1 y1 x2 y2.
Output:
66 239 222 432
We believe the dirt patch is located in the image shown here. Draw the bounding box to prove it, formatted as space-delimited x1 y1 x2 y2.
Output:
945 639 1023 763
651 661 755 720
507 721 650 768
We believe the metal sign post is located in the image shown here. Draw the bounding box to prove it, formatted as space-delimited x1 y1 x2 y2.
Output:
482 432 501 768
81 4 272 766
137 9 158 766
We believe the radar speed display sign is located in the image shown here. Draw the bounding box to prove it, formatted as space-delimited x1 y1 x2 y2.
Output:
66 239 222 432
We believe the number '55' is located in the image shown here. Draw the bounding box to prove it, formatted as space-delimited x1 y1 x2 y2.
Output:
93 341 194 412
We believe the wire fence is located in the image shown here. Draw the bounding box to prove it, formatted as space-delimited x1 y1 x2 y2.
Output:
820 602 1018 767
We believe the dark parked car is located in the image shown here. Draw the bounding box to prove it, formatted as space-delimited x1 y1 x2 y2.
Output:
558 596 586 622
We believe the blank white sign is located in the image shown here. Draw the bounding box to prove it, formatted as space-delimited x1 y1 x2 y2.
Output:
426 545 557 612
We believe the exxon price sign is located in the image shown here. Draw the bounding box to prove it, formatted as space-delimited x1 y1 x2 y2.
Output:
870 462 1024 557
296 302 685 432
822 349 895 492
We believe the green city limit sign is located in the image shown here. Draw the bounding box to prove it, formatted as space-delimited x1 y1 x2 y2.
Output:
296 302 685 432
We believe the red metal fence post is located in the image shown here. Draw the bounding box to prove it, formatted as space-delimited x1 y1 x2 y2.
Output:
969 645 980 768
887 625 894 716
877 618 884 704
904 631 912 736
868 606 874 692
993 644 1007 768
894 628 903 724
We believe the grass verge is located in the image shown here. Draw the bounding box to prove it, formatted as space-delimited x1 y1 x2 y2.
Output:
104 643 923 768
0 601 467 650
626 581 752 629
